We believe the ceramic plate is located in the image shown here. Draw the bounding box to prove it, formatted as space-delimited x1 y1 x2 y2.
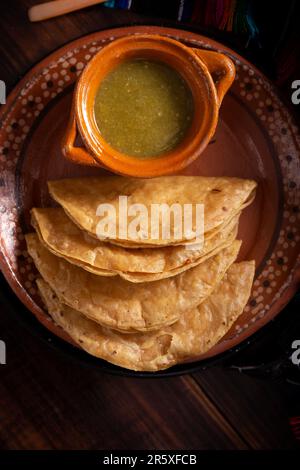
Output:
0 26 299 370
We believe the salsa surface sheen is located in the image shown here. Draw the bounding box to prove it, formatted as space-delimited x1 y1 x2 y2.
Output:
94 59 194 158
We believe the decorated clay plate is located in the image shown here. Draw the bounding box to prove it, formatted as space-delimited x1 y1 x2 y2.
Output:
0 26 299 374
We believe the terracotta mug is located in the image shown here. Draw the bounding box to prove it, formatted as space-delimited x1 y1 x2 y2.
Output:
62 34 235 177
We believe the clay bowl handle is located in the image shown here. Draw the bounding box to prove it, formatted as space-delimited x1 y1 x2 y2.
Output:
62 103 100 167
193 49 236 106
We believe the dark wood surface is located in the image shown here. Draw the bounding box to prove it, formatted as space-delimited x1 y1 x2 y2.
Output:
0 0 296 450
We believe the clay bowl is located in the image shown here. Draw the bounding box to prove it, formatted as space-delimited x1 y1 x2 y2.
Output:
63 34 235 177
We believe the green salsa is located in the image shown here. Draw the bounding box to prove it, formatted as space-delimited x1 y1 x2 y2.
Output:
94 59 194 158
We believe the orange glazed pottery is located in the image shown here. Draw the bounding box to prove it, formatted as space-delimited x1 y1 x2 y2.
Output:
62 34 235 177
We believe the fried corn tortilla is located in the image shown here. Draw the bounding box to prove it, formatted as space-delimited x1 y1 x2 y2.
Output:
31 207 239 282
26 233 241 332
106 202 250 249
37 261 255 371
48 176 256 246
123 229 237 282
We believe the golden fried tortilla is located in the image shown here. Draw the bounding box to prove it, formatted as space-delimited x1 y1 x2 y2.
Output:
48 176 256 246
31 207 239 282
37 261 255 371
26 233 241 332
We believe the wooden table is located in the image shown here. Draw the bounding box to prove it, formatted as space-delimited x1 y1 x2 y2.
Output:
0 0 296 450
